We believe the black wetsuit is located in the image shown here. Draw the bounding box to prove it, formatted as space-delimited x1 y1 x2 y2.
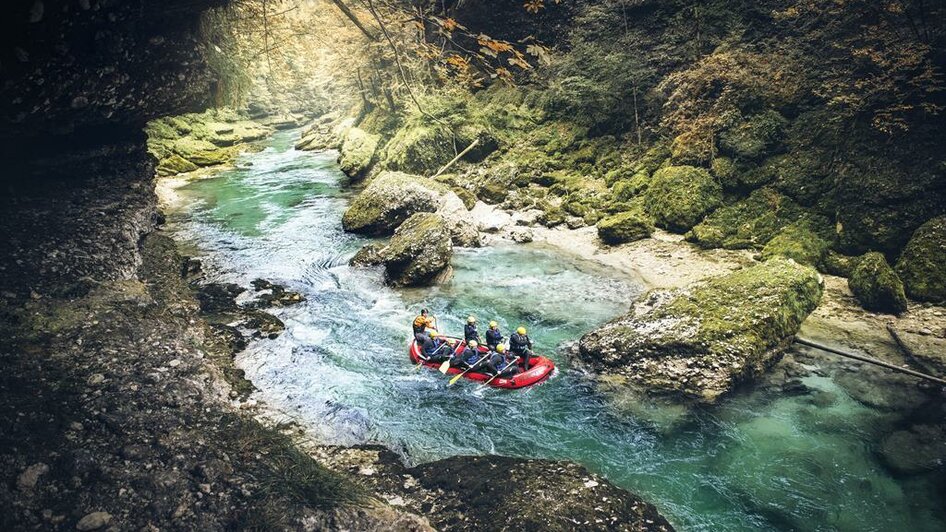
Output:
464 323 481 344
509 332 533 370
486 353 520 377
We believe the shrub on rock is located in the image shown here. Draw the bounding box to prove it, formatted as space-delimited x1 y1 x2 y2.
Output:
597 210 654 245
578 258 823 403
643 165 722 232
896 216 946 303
848 252 908 314
338 127 380 179
341 172 449 235
718 110 787 161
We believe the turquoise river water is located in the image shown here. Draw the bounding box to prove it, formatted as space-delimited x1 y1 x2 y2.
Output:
163 130 945 531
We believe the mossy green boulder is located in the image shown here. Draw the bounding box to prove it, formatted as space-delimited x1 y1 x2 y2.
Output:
760 222 830 266
895 216 946 302
849 252 908 314
338 127 380 179
597 210 654 245
155 153 199 177
578 258 823 403
380 213 453 286
341 171 449 235
643 165 722 232
686 188 809 250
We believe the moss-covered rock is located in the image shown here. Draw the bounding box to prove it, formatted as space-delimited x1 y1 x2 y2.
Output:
718 110 787 161
686 188 808 250
669 131 713 165
821 250 862 278
383 120 495 176
597 209 654 245
171 138 231 167
643 165 722 232
379 212 453 286
760 222 830 266
338 127 380 179
895 216 946 302
155 153 199 177
341 172 449 235
579 258 823 403
848 252 908 314
710 157 738 188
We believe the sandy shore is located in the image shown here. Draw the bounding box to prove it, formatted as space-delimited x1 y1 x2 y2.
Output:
471 201 946 370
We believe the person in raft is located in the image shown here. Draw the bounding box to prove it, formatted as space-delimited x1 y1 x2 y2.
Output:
412 308 437 345
486 344 520 378
422 330 454 362
464 315 481 344
485 321 504 351
509 326 534 371
458 340 483 369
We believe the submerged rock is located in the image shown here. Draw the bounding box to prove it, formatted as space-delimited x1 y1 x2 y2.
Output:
848 252 908 314
341 172 450 235
338 127 380 179
880 424 946 475
596 209 654 245
643 165 722 232
579 258 823 403
896 215 946 303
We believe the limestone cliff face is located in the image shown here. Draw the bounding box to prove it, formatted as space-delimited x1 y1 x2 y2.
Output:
0 0 226 160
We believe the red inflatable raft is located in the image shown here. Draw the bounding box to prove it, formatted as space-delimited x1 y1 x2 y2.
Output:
409 336 555 389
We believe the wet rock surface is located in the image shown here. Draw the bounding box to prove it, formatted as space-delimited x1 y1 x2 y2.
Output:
308 445 674 532
351 212 454 287
342 171 451 235
579 259 823 403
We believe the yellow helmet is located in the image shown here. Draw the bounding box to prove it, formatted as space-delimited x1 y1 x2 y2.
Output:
467 316 476 324
516 326 527 335
496 344 506 353
429 330 439 338
489 321 498 329
469 340 478 348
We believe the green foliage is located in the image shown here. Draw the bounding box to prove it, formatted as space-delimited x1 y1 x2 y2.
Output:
849 252 908 314
718 110 788 161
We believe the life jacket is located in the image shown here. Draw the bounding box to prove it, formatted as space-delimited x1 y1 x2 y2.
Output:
485 328 503 346
413 315 432 334
422 337 442 356
461 347 480 366
510 333 531 353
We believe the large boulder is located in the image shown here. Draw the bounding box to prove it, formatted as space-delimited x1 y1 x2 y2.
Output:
643 165 723 232
578 258 823 403
360 213 453 287
436 192 482 247
849 252 908 314
338 127 380 179
759 222 830 267
342 172 450 235
596 209 654 245
896 216 946 303
686 188 810 250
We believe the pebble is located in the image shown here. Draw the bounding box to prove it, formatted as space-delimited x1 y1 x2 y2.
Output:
168 359 182 368
584 480 599 488
358 466 376 476
17 462 49 490
919 328 933 336
87 374 104 386
75 511 111 531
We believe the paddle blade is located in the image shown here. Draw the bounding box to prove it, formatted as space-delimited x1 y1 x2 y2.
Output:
448 373 464 386
438 360 451 374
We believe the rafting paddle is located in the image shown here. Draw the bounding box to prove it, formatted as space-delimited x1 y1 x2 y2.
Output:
482 356 520 387
448 352 487 386
438 340 464 374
